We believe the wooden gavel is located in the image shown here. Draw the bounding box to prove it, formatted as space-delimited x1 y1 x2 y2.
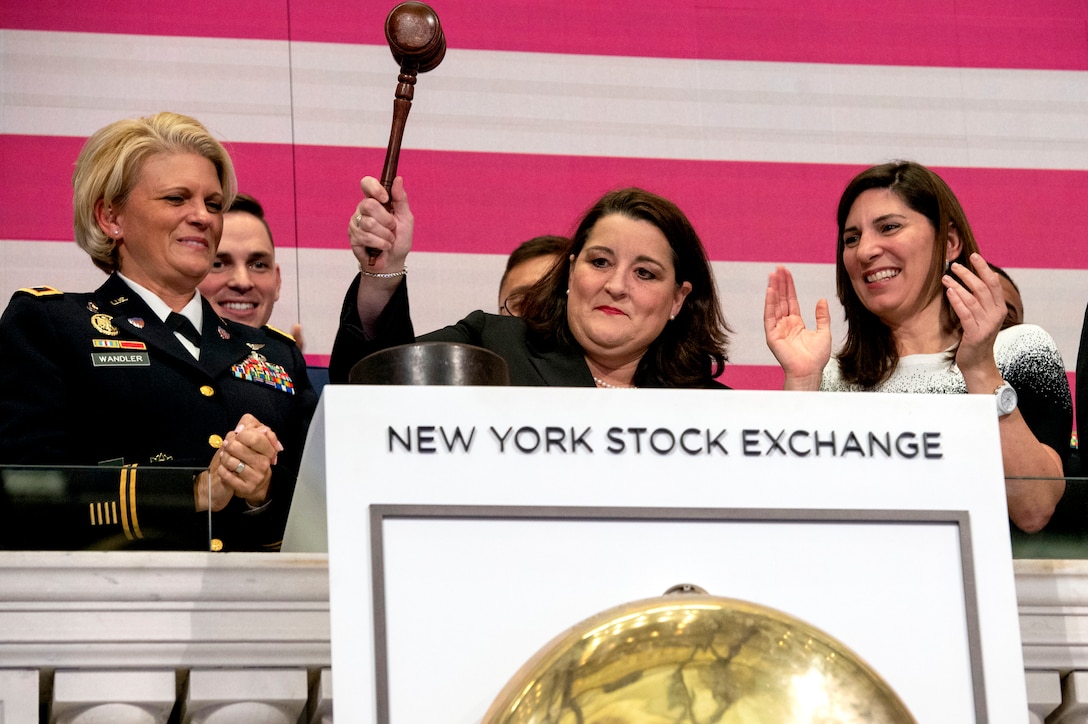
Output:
365 1 447 264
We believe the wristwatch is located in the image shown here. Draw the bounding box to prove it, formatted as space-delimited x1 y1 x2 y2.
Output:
995 381 1018 417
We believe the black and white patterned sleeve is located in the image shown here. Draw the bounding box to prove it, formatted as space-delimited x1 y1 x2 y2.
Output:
996 324 1074 471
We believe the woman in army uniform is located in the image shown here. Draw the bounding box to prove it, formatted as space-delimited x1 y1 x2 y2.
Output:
0 112 317 551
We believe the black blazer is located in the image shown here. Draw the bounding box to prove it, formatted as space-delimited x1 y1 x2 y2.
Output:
0 274 317 551
330 276 727 389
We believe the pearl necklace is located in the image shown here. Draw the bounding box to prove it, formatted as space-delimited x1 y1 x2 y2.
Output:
593 376 636 389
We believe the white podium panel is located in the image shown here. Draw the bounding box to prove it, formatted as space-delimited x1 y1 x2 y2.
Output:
285 386 1025 723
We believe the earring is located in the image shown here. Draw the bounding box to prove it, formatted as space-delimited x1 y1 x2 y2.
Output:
669 315 675 321
566 288 570 295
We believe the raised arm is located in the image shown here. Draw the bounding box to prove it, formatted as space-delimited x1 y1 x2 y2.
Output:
944 253 1065 533
764 265 832 391
349 175 414 336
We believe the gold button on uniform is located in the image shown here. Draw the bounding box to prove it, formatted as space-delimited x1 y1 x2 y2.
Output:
210 538 224 552
208 434 223 449
199 385 215 397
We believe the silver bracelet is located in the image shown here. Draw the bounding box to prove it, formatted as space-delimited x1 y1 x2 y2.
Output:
359 264 407 278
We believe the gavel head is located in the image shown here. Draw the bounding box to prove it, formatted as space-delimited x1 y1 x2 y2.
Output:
385 1 446 73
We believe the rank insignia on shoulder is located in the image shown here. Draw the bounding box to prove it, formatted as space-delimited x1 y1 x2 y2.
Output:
264 324 296 343
18 285 62 297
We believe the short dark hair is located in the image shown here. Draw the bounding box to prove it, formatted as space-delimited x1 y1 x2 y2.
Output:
834 161 980 387
227 192 274 247
500 235 569 289
520 187 731 387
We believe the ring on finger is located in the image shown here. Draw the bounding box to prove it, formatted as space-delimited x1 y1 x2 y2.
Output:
234 461 246 475
354 214 362 226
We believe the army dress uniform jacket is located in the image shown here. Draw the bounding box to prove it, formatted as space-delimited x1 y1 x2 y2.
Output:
0 274 317 551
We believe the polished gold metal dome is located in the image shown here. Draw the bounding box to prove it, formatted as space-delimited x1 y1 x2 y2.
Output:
484 585 915 723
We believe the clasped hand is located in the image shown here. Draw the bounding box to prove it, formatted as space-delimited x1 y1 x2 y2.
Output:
195 413 283 512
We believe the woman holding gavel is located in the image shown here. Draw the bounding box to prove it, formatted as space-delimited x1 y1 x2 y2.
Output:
330 176 732 389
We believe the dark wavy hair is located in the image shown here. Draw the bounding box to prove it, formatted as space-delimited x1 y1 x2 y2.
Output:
519 187 731 387
834 161 980 387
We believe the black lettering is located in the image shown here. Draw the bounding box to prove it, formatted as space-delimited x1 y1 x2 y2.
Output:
489 426 512 452
706 429 728 456
545 426 567 453
841 431 864 456
514 426 541 453
788 430 810 456
763 429 786 456
649 428 676 454
868 432 891 458
440 426 475 452
742 429 760 456
895 432 919 458
813 431 836 456
572 427 593 453
388 427 412 452
627 427 647 453
680 429 702 455
417 426 436 454
923 432 943 459
606 427 625 453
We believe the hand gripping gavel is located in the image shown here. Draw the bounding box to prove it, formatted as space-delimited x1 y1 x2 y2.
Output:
364 1 447 264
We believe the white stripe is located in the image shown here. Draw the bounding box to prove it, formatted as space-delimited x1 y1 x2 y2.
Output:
4 30 1088 170
5 240 1083 374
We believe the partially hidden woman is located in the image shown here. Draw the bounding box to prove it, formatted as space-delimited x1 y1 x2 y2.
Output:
329 176 731 389
0 112 317 550
764 161 1072 533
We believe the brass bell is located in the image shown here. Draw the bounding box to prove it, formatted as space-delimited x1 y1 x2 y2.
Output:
483 584 916 723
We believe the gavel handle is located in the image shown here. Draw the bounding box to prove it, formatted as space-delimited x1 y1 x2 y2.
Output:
366 71 418 264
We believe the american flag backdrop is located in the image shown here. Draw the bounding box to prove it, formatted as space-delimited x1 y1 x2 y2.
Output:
2 1 1087 401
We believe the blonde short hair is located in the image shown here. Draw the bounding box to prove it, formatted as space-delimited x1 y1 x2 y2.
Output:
72 112 237 274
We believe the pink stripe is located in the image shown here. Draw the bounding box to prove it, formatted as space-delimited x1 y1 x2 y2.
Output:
718 365 785 391
296 146 1088 271
5 1 1088 71
6 134 1088 271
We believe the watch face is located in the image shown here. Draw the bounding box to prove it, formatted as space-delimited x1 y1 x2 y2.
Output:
997 384 1018 415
